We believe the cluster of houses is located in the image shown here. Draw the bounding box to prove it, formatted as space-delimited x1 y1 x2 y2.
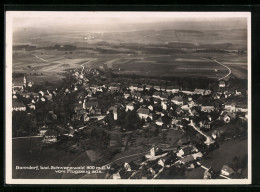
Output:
11 68 248 179
106 143 239 179
34 68 247 148
12 74 59 112
12 87 57 112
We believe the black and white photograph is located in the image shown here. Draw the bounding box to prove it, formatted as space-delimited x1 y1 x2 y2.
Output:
5 11 251 184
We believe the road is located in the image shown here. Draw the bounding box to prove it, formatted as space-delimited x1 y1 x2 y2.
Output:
12 136 42 140
212 59 232 81
81 64 84 73
34 55 49 63
189 120 214 145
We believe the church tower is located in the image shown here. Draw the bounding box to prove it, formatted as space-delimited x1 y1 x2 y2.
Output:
23 75 27 88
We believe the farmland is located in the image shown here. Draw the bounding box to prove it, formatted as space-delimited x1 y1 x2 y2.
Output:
12 47 248 85
12 28 248 84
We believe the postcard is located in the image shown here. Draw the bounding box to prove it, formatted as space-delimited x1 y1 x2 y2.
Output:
5 11 251 184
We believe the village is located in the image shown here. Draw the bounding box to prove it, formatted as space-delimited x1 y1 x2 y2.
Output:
12 65 248 179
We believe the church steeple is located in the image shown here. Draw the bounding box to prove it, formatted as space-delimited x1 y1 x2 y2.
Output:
23 74 27 88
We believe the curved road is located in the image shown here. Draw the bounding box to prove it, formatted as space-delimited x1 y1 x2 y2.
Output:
212 59 232 81
81 64 84 73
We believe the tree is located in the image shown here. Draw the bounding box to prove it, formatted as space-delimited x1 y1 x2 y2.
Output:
124 111 139 131
228 156 242 172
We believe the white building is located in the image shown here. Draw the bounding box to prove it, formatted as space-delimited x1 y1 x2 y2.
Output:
126 102 134 111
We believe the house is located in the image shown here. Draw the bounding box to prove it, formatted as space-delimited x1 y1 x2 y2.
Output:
145 85 153 90
166 85 179 94
142 95 151 102
213 93 221 99
123 162 132 172
95 108 102 115
129 84 138 92
27 103 36 110
109 86 120 93
126 102 134 111
43 130 58 143
107 106 118 120
87 90 93 97
124 91 131 99
181 105 189 111
155 117 163 126
235 90 242 96
201 105 215 112
219 81 225 88
12 100 26 111
221 165 235 176
191 152 203 160
12 76 27 93
145 146 167 160
181 88 194 95
39 125 48 136
45 95 52 101
154 86 161 91
175 105 183 115
223 114 231 123
39 91 45 97
161 101 167 110
171 96 183 105
132 92 142 101
152 91 161 99
90 85 98 92
224 102 236 112
180 155 195 164
155 111 164 117
83 113 90 122
236 103 247 112
148 105 153 111
83 98 98 109
142 122 151 129
96 86 104 92
112 172 121 179
153 97 161 104
137 85 144 92
194 89 205 95
160 93 168 101
204 90 212 95
30 92 39 99
176 146 198 157
137 107 150 119
188 100 195 107
199 121 211 129
190 109 199 117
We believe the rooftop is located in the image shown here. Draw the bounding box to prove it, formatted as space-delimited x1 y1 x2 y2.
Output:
137 107 149 115
13 100 26 108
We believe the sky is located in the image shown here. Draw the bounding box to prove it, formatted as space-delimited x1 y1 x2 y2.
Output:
9 12 249 32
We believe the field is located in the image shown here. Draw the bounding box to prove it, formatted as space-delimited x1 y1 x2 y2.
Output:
12 48 248 84
13 29 247 49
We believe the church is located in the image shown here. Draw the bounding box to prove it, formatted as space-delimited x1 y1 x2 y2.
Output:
12 74 33 93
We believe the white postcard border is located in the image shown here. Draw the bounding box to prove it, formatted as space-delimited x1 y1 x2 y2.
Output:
5 11 251 185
